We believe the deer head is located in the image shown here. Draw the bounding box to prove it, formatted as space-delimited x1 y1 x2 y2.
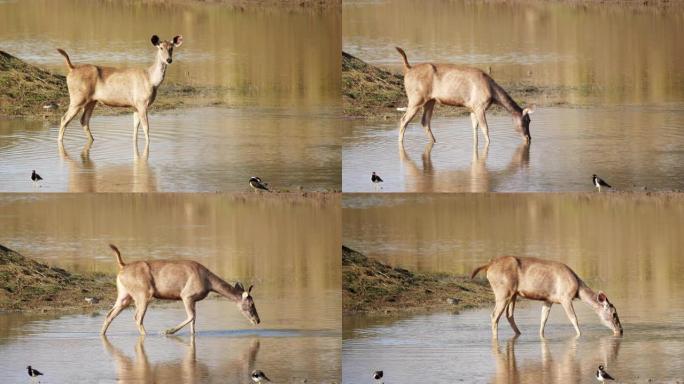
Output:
515 107 534 143
596 291 623 336
235 282 260 325
151 35 183 65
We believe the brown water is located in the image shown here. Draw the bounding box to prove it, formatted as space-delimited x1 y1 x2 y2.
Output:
342 0 684 193
343 194 684 383
0 107 341 192
1 0 340 106
0 194 341 383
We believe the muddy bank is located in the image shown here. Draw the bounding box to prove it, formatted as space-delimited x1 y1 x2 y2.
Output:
342 51 570 120
342 246 493 315
0 51 230 121
0 244 116 314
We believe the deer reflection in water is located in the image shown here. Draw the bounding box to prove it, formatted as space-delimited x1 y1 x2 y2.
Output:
101 335 261 384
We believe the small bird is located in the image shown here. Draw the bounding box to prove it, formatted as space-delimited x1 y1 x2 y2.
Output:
371 172 383 184
249 176 269 192
84 297 99 305
31 170 43 183
251 369 271 382
373 370 383 381
596 365 615 381
592 174 611 192
42 102 58 110
27 366 43 378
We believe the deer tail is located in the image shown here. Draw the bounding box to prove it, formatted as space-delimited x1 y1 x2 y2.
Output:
471 261 491 279
395 47 411 73
109 244 125 269
56 49 74 70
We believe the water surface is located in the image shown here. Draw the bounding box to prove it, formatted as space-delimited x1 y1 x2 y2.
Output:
0 194 341 383
343 194 684 383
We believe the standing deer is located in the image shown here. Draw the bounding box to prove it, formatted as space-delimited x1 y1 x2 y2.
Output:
471 256 622 338
395 47 533 145
101 244 260 336
56 34 183 143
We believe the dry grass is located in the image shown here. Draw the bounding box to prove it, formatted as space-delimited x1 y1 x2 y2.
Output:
342 245 493 316
0 244 116 314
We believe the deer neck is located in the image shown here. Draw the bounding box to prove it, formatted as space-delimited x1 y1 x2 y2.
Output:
491 80 523 118
208 273 242 302
578 283 602 312
148 58 168 88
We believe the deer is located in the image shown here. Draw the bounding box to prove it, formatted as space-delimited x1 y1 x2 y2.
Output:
56 34 183 144
395 47 534 146
471 256 623 338
100 244 260 336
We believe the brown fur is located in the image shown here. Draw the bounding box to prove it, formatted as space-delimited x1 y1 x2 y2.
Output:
57 35 182 144
472 256 623 338
395 47 533 145
101 244 259 336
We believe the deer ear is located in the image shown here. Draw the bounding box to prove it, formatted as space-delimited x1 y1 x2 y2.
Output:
151 35 160 46
235 282 244 291
522 106 535 116
248 285 253 294
173 35 183 47
242 291 249 299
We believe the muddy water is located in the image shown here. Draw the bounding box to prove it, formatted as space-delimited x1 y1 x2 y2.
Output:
0 194 341 383
0 107 340 192
1 0 340 106
343 194 684 383
343 105 684 192
342 0 684 193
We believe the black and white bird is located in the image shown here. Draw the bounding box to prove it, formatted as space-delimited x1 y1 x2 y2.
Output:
251 369 271 382
595 365 615 382
27 366 43 378
373 370 383 381
31 170 43 184
371 172 383 184
249 176 269 192
592 174 611 192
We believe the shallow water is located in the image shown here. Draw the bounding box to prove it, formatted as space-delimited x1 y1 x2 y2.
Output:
343 105 684 192
0 107 341 192
1 0 340 106
342 0 684 193
343 194 684 383
0 194 341 383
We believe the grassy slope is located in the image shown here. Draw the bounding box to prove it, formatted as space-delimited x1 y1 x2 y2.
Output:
0 244 116 313
343 245 493 315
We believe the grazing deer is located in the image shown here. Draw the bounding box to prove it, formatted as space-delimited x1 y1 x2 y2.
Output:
395 47 533 145
56 35 183 143
101 244 260 336
472 256 622 338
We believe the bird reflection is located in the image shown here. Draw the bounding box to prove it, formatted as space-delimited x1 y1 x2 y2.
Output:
491 335 621 384
398 140 530 192
101 335 261 384
57 140 157 192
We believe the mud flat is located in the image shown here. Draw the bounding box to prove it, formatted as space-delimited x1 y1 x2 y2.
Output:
342 246 492 316
0 244 116 314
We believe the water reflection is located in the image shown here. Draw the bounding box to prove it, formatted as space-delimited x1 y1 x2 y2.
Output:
491 336 621 384
398 141 530 192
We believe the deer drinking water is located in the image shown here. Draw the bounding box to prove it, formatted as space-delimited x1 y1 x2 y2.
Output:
471 256 622 338
100 245 260 336
395 47 533 145
56 35 183 144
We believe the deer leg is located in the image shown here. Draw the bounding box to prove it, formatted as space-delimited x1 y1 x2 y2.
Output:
133 112 141 140
475 109 491 146
506 295 521 335
138 109 151 143
540 301 552 338
80 101 96 142
133 296 150 336
470 112 479 145
101 294 132 335
398 105 421 143
420 99 437 143
491 299 508 338
58 104 84 142
163 297 196 335
561 300 581 337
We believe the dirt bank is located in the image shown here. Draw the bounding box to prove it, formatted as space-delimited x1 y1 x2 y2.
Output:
342 51 569 120
342 246 493 315
0 244 116 314
0 51 228 121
